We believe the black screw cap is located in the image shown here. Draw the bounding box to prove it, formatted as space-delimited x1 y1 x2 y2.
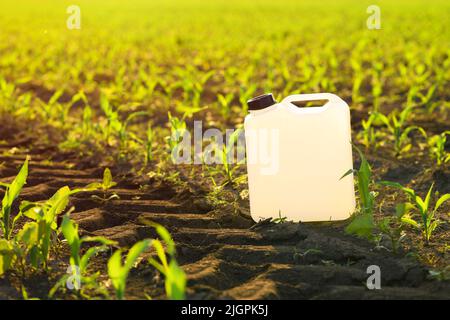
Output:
247 93 277 111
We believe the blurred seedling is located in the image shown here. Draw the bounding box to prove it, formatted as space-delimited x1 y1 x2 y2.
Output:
144 125 154 166
358 112 384 150
167 112 188 162
376 107 427 157
90 168 120 203
378 181 450 245
427 131 450 167
217 92 234 119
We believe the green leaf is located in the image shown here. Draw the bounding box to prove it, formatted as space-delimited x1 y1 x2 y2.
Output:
378 181 416 198
423 184 434 213
47 186 71 219
435 194 450 212
49 89 64 105
103 168 117 190
16 222 39 246
151 239 169 271
395 202 414 218
0 182 9 188
166 260 186 300
340 169 355 180
80 246 107 273
81 236 117 246
0 239 15 276
125 239 151 270
345 214 375 239
401 214 419 228
6 158 29 206
146 222 175 256
61 215 78 245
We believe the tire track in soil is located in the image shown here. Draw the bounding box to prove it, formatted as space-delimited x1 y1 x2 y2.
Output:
0 137 449 300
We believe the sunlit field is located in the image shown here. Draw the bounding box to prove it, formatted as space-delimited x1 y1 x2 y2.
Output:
0 0 449 300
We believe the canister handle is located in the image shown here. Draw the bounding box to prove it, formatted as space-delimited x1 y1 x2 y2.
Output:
282 93 344 108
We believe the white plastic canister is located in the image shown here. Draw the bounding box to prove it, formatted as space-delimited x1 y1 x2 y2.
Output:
244 93 355 222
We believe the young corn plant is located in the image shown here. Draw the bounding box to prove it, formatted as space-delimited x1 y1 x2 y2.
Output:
341 145 376 239
144 126 154 166
376 107 427 156
217 92 234 119
1 158 28 240
107 239 151 300
202 128 245 188
117 111 148 152
90 168 119 203
218 128 244 186
49 216 117 298
358 112 383 150
146 222 186 300
375 203 410 254
18 186 88 269
428 131 450 167
379 181 450 245
100 94 121 144
167 112 188 163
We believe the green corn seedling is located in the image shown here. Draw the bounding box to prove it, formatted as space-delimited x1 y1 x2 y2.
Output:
100 94 121 144
146 222 186 300
90 168 119 203
376 203 410 254
358 112 383 150
18 183 98 269
1 158 28 240
167 112 188 162
118 111 148 151
217 93 234 119
49 216 116 298
377 107 427 156
379 181 450 244
341 145 376 239
145 126 154 166
428 131 450 166
107 239 152 300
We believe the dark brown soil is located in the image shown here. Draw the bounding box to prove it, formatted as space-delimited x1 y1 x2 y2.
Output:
0 117 449 300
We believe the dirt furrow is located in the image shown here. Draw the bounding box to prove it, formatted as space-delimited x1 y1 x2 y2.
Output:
0 136 449 300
